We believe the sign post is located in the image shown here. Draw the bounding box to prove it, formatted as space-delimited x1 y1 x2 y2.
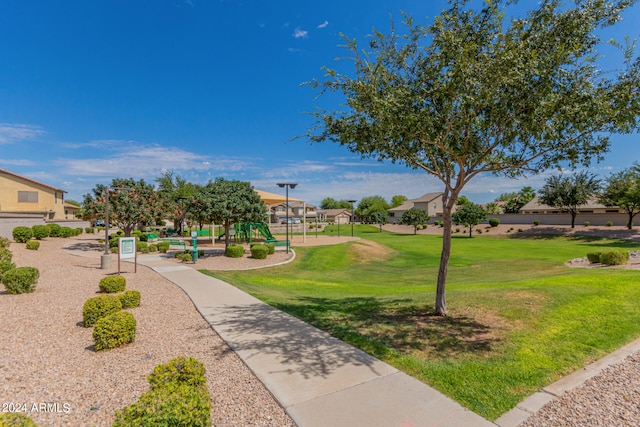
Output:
118 237 137 274
191 231 198 263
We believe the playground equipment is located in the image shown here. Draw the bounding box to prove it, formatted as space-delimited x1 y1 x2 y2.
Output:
234 222 288 246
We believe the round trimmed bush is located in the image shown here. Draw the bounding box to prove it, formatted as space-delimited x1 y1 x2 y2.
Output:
148 244 158 252
533 220 540 226
74 227 83 236
85 227 95 234
148 356 207 389
0 412 38 427
26 240 40 250
157 241 170 253
0 260 16 277
600 251 629 266
583 221 590 227
226 245 244 258
12 226 33 243
83 295 122 327
250 245 269 259
586 252 602 263
0 247 12 263
489 218 500 227
2 267 39 294
136 241 148 252
47 223 62 237
264 243 275 255
119 290 141 309
99 275 126 293
93 311 136 351
0 236 10 248
59 226 74 238
606 221 613 227
31 224 50 240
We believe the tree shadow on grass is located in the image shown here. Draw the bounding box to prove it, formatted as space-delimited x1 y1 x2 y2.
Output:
269 297 499 360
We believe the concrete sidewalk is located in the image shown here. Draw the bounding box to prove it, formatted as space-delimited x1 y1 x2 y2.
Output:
134 254 495 427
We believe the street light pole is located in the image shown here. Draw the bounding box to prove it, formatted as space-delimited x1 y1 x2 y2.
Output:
347 199 356 237
101 186 111 269
276 183 297 254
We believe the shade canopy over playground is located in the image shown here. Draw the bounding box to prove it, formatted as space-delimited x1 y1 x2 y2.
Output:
254 189 302 205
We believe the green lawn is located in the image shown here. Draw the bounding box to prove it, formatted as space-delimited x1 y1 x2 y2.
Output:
204 225 640 420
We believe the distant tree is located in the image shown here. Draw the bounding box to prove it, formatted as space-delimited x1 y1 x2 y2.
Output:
65 199 81 206
155 170 200 234
305 1 639 315
83 178 161 236
355 196 390 223
496 192 518 202
320 197 352 210
401 208 430 235
538 172 601 228
484 202 504 215
498 186 536 213
452 203 487 237
391 195 408 208
456 196 472 206
370 210 388 232
192 178 266 248
599 163 640 229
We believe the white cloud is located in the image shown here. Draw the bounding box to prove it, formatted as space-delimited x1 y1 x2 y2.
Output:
317 20 329 29
293 27 308 38
0 123 44 144
0 159 36 166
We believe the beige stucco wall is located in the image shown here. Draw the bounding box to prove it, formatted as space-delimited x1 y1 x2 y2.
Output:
0 174 65 219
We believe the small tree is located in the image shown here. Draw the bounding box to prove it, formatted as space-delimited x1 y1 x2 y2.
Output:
538 171 600 228
452 204 487 237
355 196 390 223
401 208 430 234
370 210 388 232
599 163 640 229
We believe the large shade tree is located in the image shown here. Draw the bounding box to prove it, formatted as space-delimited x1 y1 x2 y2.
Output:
599 162 640 229
538 171 601 228
83 178 162 237
192 178 266 248
306 0 638 315
155 170 200 235
355 195 390 223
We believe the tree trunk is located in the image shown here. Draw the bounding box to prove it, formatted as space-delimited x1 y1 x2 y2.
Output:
224 222 231 249
468 226 472 238
571 212 576 228
435 194 457 316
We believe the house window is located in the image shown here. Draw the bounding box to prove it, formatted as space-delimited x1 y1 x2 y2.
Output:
18 191 38 203
277 206 284 212
389 212 395 217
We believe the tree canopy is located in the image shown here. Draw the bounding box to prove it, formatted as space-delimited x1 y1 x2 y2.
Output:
355 195 390 223
599 162 640 229
452 203 488 237
391 195 408 208
538 171 601 228
401 208 430 234
320 197 353 210
306 0 638 315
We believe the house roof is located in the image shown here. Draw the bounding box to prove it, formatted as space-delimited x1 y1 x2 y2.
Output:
317 209 352 217
0 168 66 193
254 189 302 205
521 197 613 211
389 192 444 211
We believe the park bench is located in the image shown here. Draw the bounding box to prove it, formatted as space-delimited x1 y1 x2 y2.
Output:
161 238 186 250
145 233 159 242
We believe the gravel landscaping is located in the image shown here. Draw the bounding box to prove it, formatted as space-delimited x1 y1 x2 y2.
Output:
0 236 295 426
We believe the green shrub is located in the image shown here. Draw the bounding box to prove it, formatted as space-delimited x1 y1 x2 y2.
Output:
157 241 170 253
12 226 32 243
489 218 500 227
476 228 482 234
47 223 61 237
455 227 460 233
111 246 118 254
99 275 126 293
600 251 629 266
93 311 136 351
250 245 269 259
31 224 50 240
586 252 602 263
583 221 590 227
606 221 613 227
119 290 141 309
265 243 275 255
0 412 39 426
85 227 95 234
2 267 39 294
58 226 73 238
148 244 158 252
26 240 40 250
175 253 192 262
533 220 540 226
0 236 10 248
0 247 12 263
226 245 244 258
74 227 83 236
518 228 523 232
82 295 122 327
0 260 16 277
113 357 210 427
136 241 148 252
148 356 207 389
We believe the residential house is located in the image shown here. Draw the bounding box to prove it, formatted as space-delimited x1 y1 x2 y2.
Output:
269 202 317 224
387 192 445 223
520 197 623 215
316 209 353 224
0 168 67 220
64 203 80 219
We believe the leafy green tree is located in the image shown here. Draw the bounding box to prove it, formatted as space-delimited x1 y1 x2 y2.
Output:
155 170 200 235
599 163 640 229
370 210 388 232
192 178 266 248
391 195 408 208
484 202 504 215
538 172 601 228
355 196 390 223
305 0 638 315
401 208 430 235
456 196 472 206
83 178 162 236
320 197 352 210
497 186 536 213
452 203 488 237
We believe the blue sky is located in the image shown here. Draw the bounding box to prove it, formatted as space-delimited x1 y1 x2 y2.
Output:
1 0 638 207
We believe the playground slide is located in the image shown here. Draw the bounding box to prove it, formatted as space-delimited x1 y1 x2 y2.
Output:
250 222 276 242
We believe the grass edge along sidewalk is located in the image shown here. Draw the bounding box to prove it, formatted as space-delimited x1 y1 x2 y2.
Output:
206 226 640 420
